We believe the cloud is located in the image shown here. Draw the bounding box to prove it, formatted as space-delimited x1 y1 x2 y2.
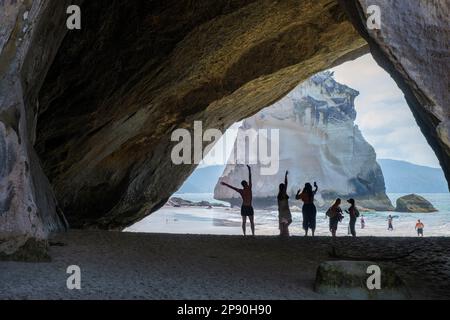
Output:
331 54 440 168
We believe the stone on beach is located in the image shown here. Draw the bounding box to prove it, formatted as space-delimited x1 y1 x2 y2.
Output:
395 194 438 213
314 260 409 299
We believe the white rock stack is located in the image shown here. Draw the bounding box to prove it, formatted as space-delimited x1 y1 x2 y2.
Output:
214 72 393 211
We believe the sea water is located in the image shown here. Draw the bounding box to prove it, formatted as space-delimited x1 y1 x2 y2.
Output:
125 193 450 237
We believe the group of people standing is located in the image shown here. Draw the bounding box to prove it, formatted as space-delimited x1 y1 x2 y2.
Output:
277 170 319 237
221 167 356 237
221 166 425 237
325 197 360 237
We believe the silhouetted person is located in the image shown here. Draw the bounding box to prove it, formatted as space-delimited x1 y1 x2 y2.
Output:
278 170 292 237
326 198 343 237
345 198 358 237
221 165 255 236
360 215 365 229
387 215 394 231
415 219 424 237
296 182 318 236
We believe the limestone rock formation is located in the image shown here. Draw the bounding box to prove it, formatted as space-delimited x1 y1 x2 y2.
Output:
214 72 393 210
315 260 409 299
395 194 438 213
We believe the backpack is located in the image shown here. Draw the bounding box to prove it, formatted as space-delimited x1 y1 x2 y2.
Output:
326 208 332 218
354 207 360 218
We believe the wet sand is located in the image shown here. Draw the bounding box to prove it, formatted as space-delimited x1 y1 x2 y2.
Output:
1 230 449 299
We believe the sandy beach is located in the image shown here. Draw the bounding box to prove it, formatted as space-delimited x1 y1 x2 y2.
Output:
1 230 449 300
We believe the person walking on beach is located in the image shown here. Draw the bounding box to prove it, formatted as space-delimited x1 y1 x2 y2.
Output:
277 170 292 237
326 198 343 237
345 198 358 237
415 219 424 237
388 215 394 231
296 181 318 237
360 215 365 229
220 165 255 236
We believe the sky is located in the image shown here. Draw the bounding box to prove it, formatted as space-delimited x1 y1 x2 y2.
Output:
330 54 440 168
201 53 441 169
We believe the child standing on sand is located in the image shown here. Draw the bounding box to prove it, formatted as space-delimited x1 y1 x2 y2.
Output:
388 215 394 231
220 165 255 236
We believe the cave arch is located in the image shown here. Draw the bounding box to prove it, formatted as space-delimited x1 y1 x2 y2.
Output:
0 0 448 256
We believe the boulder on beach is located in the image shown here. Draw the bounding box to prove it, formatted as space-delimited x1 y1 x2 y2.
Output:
167 197 226 208
395 194 437 213
314 261 409 299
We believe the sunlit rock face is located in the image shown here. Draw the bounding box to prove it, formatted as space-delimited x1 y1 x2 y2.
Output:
214 72 393 210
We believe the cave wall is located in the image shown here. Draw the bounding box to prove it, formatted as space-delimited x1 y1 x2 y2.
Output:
0 0 78 257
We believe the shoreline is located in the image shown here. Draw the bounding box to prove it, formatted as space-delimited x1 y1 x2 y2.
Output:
1 230 449 299
127 204 450 237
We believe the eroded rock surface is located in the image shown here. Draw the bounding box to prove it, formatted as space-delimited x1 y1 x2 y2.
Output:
35 0 367 229
0 0 74 258
214 72 393 210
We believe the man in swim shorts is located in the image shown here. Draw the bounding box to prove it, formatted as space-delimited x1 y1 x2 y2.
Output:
415 219 424 237
220 165 255 236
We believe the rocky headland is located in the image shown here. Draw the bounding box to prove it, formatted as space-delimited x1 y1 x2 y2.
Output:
214 72 393 211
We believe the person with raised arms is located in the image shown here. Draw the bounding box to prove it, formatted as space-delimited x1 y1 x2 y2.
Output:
296 181 319 237
221 165 255 236
277 170 292 237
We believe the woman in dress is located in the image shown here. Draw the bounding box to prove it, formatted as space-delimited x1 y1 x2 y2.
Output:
277 170 292 237
296 181 318 236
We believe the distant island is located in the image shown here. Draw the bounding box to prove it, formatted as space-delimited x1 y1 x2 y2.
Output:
177 160 448 195
378 159 448 193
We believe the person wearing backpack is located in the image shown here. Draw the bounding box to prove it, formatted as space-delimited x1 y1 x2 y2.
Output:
326 198 343 237
345 198 359 237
